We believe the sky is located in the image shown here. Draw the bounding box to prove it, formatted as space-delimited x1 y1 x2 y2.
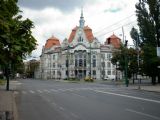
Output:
18 0 138 59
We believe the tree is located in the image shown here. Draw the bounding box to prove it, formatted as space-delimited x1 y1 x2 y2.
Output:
130 27 141 47
0 0 37 90
112 45 140 84
135 0 160 84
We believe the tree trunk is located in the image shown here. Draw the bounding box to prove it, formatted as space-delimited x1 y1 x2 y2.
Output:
132 73 135 84
158 75 160 84
151 76 156 85
4 67 10 91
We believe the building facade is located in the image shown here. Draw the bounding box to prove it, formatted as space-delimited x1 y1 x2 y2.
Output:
35 11 121 80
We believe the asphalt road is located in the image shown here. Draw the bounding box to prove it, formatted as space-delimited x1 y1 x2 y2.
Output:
14 79 160 120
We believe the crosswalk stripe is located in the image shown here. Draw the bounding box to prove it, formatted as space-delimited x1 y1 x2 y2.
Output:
21 87 121 95
44 89 51 93
37 90 43 93
30 90 35 94
50 89 58 92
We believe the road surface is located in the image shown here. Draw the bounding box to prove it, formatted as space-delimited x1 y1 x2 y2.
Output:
14 79 160 120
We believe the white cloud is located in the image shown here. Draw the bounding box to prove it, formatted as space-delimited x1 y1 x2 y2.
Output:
19 0 138 58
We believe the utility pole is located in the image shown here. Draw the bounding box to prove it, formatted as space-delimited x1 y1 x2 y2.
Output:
67 45 69 80
122 26 128 87
102 54 105 80
122 27 125 44
124 40 129 87
89 42 92 78
136 34 141 89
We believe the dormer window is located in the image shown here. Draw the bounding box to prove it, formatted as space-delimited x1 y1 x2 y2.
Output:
78 36 83 42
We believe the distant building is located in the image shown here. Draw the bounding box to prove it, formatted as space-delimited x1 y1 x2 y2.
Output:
35 10 121 80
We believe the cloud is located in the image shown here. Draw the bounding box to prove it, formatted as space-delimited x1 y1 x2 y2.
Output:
104 7 122 13
103 0 126 13
19 0 138 58
18 0 91 12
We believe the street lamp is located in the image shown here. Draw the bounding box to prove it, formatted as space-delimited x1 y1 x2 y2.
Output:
66 45 70 80
115 61 119 81
124 40 129 87
157 29 160 57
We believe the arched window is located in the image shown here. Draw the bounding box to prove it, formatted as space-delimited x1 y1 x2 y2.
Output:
78 36 83 42
92 55 96 67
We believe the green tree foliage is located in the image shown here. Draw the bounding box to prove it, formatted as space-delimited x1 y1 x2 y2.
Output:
135 0 160 84
0 0 37 73
111 45 139 80
130 27 141 47
0 0 37 90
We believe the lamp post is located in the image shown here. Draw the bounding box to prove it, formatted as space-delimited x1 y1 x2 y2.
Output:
157 29 160 57
115 62 119 81
124 40 129 87
89 42 92 79
67 45 70 80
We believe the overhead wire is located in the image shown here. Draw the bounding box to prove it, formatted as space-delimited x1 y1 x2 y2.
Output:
93 14 136 35
96 20 137 38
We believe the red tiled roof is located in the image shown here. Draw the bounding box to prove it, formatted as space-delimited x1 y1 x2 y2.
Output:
68 26 78 43
84 26 94 42
68 26 94 43
105 34 121 49
45 36 60 48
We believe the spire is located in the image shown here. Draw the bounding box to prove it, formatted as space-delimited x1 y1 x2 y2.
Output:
79 7 85 28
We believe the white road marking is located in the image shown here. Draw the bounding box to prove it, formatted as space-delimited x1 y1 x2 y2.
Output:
94 90 160 104
44 89 50 93
59 106 65 111
126 108 160 120
30 90 35 94
70 112 79 118
50 89 58 92
37 90 43 93
51 102 57 106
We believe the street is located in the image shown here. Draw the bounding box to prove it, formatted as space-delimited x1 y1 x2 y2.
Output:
15 79 160 120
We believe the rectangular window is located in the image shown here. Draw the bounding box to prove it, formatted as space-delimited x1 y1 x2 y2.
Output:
107 70 111 75
102 70 105 76
53 63 55 68
107 62 111 68
93 70 96 75
53 55 55 60
66 60 69 67
53 71 55 75
66 70 68 76
101 62 105 67
75 59 78 67
101 54 105 59
84 59 86 67
112 70 115 75
57 71 61 75
107 53 112 59
93 59 96 67
79 59 83 67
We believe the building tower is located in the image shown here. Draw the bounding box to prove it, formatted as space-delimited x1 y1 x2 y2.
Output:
79 8 85 28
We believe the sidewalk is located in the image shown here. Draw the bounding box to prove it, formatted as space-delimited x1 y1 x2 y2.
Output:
126 84 160 92
0 89 18 120
97 80 160 93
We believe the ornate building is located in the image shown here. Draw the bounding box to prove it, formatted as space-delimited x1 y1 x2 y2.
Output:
35 10 121 80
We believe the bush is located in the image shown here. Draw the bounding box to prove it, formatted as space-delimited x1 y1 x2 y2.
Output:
0 79 6 85
64 78 80 81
